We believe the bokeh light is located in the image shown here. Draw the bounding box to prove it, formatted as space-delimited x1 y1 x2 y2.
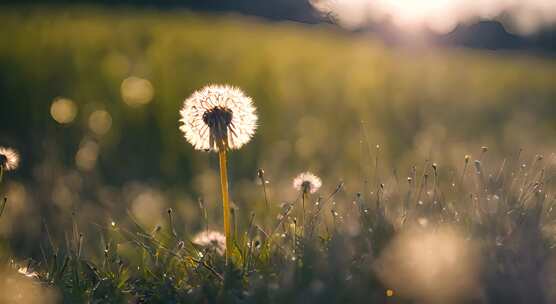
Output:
313 0 556 34
375 226 481 302
88 110 112 136
120 76 154 107
50 97 77 124
75 139 99 171
129 186 167 227
0 267 59 304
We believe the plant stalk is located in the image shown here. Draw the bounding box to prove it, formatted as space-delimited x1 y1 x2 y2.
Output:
218 149 232 264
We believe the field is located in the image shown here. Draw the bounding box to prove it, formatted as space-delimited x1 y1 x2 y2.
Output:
1 6 556 303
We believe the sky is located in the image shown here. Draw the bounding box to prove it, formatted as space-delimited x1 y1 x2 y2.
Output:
311 0 556 34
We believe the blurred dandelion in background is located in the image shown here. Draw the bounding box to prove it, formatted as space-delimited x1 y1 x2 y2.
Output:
293 171 321 229
293 172 322 194
50 97 77 124
88 110 112 136
120 76 154 107
180 84 258 263
0 146 19 172
192 230 226 256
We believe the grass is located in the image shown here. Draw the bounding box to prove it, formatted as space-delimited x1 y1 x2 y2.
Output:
1 148 556 303
1 5 556 304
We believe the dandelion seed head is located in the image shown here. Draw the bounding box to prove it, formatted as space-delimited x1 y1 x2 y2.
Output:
0 147 19 171
179 84 257 152
293 172 322 194
192 230 226 255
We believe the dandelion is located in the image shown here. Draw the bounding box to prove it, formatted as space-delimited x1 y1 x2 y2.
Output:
179 84 257 152
192 230 226 256
0 147 19 183
179 84 257 263
293 172 322 194
0 147 19 172
293 172 322 230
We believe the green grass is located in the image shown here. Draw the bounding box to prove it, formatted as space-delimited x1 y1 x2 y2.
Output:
1 151 555 303
1 6 556 303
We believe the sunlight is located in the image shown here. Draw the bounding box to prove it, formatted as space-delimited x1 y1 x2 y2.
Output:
312 0 556 33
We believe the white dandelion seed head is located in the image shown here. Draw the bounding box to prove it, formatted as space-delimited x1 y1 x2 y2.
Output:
192 230 226 255
293 171 322 194
0 146 19 171
179 84 258 152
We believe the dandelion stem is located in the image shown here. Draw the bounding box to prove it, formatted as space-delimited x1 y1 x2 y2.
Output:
218 148 232 264
0 197 6 218
302 192 306 235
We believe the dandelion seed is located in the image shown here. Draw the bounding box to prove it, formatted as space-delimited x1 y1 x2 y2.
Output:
0 146 19 172
192 230 226 256
293 172 322 194
179 84 257 152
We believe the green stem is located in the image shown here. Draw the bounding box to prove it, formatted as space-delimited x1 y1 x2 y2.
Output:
302 192 306 236
218 149 232 264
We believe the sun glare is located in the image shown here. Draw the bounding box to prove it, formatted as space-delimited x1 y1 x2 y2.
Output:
313 0 556 34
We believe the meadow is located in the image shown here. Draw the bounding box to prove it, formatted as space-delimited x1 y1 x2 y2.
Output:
1 6 556 303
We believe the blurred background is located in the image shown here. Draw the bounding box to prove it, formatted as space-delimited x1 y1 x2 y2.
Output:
1 1 556 258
